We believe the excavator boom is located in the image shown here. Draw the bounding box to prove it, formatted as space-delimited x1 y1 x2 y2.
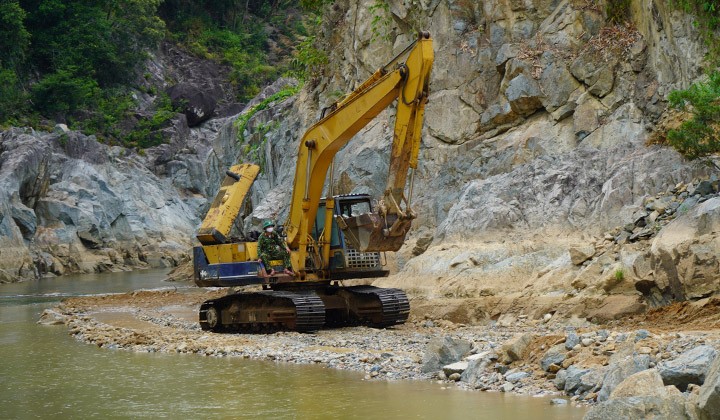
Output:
286 32 433 273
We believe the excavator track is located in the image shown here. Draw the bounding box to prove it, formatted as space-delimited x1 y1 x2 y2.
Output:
199 290 325 333
339 286 410 328
198 286 409 333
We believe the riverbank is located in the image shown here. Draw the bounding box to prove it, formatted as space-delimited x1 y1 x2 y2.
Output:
42 287 720 411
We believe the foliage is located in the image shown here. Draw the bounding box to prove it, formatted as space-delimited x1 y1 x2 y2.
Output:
289 16 328 81
30 66 101 116
23 0 164 87
1 0 314 151
666 71 720 165
299 0 334 13
122 93 181 149
670 0 720 63
0 1 30 69
235 84 300 143
0 69 27 124
243 121 279 172
606 0 632 24
369 0 393 43
614 269 625 281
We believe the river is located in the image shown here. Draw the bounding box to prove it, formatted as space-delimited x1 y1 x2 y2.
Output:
0 269 586 419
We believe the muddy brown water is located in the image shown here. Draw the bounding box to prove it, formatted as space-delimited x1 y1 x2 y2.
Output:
0 269 586 419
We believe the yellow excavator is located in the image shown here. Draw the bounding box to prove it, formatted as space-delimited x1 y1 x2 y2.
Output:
193 32 433 332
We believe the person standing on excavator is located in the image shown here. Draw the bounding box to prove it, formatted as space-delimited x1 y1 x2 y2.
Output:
257 220 293 276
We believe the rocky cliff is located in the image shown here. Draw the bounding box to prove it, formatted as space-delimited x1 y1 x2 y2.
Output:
1 0 718 322
244 0 720 321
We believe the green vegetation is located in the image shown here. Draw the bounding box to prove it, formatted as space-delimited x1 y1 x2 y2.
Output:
235 84 301 143
369 0 393 43
0 0 321 148
606 0 632 24
667 71 720 166
671 0 720 60
614 269 625 282
664 0 720 165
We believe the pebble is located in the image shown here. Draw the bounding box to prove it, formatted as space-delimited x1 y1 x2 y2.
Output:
551 398 568 405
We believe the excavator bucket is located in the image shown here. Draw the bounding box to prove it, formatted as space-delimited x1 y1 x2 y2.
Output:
337 213 410 252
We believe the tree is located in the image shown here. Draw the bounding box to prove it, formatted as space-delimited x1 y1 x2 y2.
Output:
0 0 30 69
667 71 720 167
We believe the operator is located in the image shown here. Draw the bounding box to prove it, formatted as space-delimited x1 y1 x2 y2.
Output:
257 220 293 276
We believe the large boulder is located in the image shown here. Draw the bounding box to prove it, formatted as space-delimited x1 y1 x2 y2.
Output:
500 332 533 363
609 369 667 399
583 395 697 420
597 355 651 401
540 344 567 372
698 352 720 420
648 197 720 301
421 336 472 373
166 83 217 127
658 345 717 391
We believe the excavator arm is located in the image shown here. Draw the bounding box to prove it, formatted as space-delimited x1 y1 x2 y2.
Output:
285 32 433 276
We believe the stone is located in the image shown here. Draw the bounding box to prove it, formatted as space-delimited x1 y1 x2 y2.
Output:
501 332 533 363
650 197 720 300
505 371 530 383
550 398 568 405
565 331 580 350
658 345 717 391
166 83 217 127
460 357 490 385
505 74 543 116
37 309 66 325
584 395 697 420
501 382 515 392
442 361 469 376
448 373 461 381
555 369 568 390
564 365 591 394
541 344 567 372
597 355 651 401
582 338 594 347
698 351 720 419
421 336 473 373
609 369 666 399
569 245 595 265
693 180 716 197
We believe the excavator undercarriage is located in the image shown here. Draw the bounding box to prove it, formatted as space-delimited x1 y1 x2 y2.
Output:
198 285 409 332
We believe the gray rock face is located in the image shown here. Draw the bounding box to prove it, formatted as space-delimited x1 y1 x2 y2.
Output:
0 126 217 276
658 345 717 391
421 336 472 373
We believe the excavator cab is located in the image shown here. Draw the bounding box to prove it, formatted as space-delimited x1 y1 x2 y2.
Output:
312 194 389 279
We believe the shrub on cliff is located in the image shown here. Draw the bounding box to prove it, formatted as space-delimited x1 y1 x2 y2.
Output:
667 71 720 167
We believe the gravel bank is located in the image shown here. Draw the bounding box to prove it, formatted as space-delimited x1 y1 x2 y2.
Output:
41 289 720 406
